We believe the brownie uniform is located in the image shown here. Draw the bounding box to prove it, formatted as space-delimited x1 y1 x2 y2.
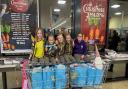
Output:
56 43 66 64
64 41 76 63
45 43 57 64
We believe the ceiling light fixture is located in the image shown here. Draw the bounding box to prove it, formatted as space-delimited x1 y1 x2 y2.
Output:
115 12 122 15
54 8 61 12
52 20 67 29
58 0 66 4
111 4 120 8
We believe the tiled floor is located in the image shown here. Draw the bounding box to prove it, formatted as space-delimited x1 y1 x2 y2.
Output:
0 76 128 89
102 80 128 89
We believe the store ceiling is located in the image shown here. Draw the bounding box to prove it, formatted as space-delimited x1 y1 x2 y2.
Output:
39 0 128 29
39 0 71 29
109 0 128 17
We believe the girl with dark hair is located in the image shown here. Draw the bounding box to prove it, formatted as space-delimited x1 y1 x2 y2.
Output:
73 33 87 62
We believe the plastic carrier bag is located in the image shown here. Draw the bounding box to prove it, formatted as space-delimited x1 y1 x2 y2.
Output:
42 66 54 89
70 64 88 87
31 67 43 89
94 44 103 70
55 64 67 89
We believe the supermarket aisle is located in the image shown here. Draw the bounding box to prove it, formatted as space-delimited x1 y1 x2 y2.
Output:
102 80 128 89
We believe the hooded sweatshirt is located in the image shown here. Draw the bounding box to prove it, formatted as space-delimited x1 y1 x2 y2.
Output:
73 39 87 55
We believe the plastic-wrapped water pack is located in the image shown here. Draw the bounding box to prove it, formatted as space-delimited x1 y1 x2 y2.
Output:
87 64 104 86
70 64 88 87
55 64 67 89
31 67 43 89
42 66 54 89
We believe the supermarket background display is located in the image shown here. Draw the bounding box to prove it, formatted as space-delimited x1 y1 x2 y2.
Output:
0 0 37 53
81 0 108 45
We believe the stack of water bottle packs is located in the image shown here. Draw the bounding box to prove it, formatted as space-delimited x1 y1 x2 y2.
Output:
29 63 105 89
70 63 104 87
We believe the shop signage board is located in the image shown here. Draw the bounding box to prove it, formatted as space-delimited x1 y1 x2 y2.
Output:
0 0 37 53
81 0 108 45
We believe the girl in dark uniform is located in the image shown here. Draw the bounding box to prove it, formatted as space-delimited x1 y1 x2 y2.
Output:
64 34 76 64
56 34 66 64
45 35 57 65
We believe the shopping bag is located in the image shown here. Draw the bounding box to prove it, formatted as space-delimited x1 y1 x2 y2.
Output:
94 44 103 70
42 66 54 89
31 67 43 89
22 80 29 89
70 64 87 87
22 60 29 89
55 64 67 89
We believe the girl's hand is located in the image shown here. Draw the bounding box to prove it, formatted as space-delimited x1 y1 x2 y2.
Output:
55 40 58 45
29 51 33 60
29 54 32 60
81 55 85 60
55 58 58 62
45 47 48 52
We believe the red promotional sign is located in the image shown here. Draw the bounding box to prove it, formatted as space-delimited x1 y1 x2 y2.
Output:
81 0 108 44
10 0 29 13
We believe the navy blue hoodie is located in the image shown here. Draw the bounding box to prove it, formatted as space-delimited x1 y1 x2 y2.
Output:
73 39 87 55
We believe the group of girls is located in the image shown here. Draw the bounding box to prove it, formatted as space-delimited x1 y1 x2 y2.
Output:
29 28 87 65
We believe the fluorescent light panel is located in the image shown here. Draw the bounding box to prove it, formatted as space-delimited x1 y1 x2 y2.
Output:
52 20 67 29
111 4 120 8
54 8 60 12
115 12 122 15
58 0 66 4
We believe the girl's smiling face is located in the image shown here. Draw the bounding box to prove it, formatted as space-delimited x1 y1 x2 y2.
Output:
48 36 55 44
66 35 71 42
57 34 64 43
37 30 43 40
77 33 83 41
